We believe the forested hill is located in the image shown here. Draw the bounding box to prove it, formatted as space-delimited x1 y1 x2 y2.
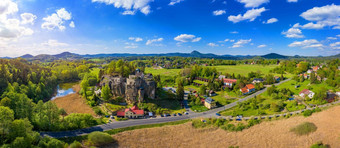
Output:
8 51 339 61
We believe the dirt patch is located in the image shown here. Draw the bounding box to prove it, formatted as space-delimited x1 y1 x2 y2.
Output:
52 84 96 116
108 105 340 148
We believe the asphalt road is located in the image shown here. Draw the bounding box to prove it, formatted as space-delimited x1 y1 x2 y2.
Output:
41 78 291 138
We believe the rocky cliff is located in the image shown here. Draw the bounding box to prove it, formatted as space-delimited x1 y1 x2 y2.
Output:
100 71 156 104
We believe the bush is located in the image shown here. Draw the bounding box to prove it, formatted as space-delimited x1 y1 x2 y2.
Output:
47 139 65 148
88 132 114 146
93 106 103 115
310 141 329 148
290 122 317 136
70 140 82 148
247 119 261 127
115 117 128 121
303 110 313 117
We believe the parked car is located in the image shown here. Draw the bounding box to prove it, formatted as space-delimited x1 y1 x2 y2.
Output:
166 114 171 117
173 114 177 116
216 113 221 116
184 112 189 115
178 113 182 116
161 114 164 117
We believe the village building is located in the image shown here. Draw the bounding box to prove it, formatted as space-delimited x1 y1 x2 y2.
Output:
218 75 226 80
274 76 281 82
204 97 216 109
299 89 315 98
116 105 145 118
252 78 264 84
223 78 237 88
307 69 313 74
312 66 319 72
240 84 255 95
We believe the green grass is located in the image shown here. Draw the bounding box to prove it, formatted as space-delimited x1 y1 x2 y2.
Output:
193 80 207 85
209 64 278 77
105 103 128 112
58 120 190 144
211 91 238 105
145 67 181 77
290 122 317 136
191 105 209 112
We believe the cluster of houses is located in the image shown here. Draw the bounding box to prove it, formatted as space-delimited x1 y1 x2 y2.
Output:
299 66 323 80
298 89 340 103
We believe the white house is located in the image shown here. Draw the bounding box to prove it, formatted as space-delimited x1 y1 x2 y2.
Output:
299 89 315 98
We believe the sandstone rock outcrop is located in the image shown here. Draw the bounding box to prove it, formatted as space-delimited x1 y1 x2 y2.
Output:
100 69 156 104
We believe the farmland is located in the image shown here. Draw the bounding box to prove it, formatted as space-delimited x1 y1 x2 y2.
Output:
210 64 279 76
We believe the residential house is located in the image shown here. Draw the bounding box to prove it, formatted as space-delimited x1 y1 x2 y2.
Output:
312 66 319 72
299 89 315 98
223 78 237 88
274 76 281 82
240 84 255 95
252 78 264 84
337 92 340 97
209 90 217 97
307 69 313 74
116 105 144 118
218 75 226 80
204 97 216 109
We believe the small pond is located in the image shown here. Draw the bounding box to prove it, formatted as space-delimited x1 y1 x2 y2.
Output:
51 82 77 100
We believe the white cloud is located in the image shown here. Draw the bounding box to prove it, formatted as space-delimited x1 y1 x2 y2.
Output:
257 44 267 48
263 18 278 24
300 4 340 30
92 0 153 15
41 8 73 31
228 7 267 23
41 39 69 47
288 39 324 49
299 22 324 29
287 0 297 2
124 42 138 48
146 37 163 45
327 37 337 40
0 0 34 39
69 21 75 28
213 10 226 16
236 0 269 8
174 34 201 42
169 0 184 6
282 26 304 38
20 13 37 25
230 31 238 34
129 37 143 42
330 42 340 47
207 43 218 47
232 39 251 48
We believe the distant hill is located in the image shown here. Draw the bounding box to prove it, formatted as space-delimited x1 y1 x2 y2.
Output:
261 53 288 59
14 50 339 61
19 54 34 59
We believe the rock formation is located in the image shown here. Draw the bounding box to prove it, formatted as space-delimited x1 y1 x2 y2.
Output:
100 69 156 104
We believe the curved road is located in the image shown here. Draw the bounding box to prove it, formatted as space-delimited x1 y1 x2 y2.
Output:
41 78 291 138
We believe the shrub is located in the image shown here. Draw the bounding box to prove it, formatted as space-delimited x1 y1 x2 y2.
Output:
247 119 261 127
11 137 30 148
235 123 246 131
303 110 313 117
310 141 329 148
88 132 114 146
70 140 82 148
93 106 103 115
115 117 128 121
290 122 317 136
47 139 65 148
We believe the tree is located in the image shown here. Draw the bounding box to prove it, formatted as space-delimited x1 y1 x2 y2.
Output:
9 119 33 141
101 84 112 102
176 82 184 100
81 76 90 99
0 106 14 143
199 85 207 96
310 72 317 84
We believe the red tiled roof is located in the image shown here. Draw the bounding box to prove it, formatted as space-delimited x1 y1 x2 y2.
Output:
246 84 255 90
117 111 125 117
300 89 310 95
223 78 237 83
132 110 144 115
313 66 319 71
131 105 139 110
241 87 248 93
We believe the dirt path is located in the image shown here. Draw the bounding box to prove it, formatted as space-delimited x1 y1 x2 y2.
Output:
52 84 96 116
109 105 340 148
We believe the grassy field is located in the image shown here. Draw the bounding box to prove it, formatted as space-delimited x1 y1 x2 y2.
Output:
210 64 278 76
145 67 181 77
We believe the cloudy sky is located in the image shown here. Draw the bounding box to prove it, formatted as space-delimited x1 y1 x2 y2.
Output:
0 0 339 57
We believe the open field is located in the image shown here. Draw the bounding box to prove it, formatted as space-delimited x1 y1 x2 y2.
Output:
107 105 340 148
210 64 279 76
145 67 182 77
52 84 96 116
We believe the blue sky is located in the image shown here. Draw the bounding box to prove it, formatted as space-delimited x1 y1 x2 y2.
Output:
0 0 340 57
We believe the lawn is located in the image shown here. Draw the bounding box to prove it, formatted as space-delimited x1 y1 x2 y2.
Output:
105 103 130 112
191 105 209 112
211 91 238 105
